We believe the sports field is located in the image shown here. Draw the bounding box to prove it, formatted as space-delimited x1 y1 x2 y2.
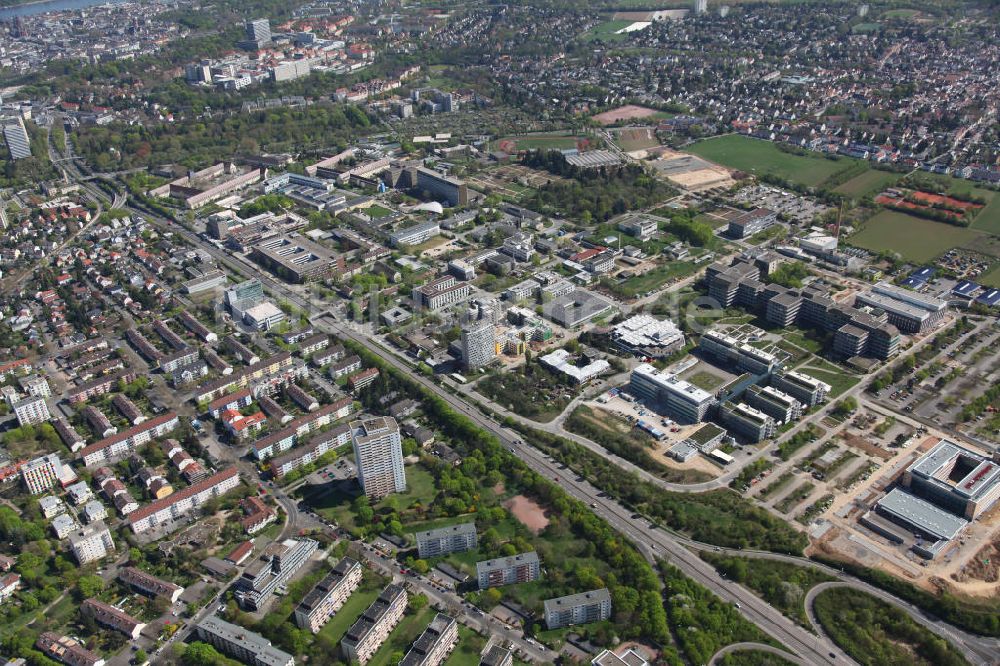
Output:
848 210 984 262
496 133 591 152
686 135 858 188
834 169 900 198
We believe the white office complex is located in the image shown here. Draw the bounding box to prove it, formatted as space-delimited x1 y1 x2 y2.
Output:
294 557 363 633
770 370 830 407
390 221 441 247
629 364 716 424
414 522 478 558
745 385 803 423
719 402 776 442
351 417 406 499
343 584 408 664
699 329 779 375
460 320 496 370
68 521 115 564
196 616 293 666
235 538 319 611
400 613 459 666
544 588 612 629
610 314 685 358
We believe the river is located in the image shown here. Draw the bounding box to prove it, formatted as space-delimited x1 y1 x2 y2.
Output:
0 0 132 20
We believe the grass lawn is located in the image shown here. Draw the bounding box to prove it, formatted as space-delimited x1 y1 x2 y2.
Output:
848 210 985 262
971 192 1000 236
498 133 586 152
834 169 900 198
366 607 436 666
305 464 440 532
316 585 382 644
797 366 860 398
783 329 824 354
580 19 633 42
978 264 1000 288
607 260 700 298
686 370 726 392
444 626 489 665
366 204 394 218
686 135 859 188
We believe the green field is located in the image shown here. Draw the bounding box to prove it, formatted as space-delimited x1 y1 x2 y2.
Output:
686 135 858 188
848 210 985 262
317 585 382 644
971 193 1000 236
797 366 860 398
834 169 900 198
497 133 587 151
978 265 1000 288
580 19 633 42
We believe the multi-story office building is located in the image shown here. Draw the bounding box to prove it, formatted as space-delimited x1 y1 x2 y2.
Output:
414 522 478 558
343 584 408 664
352 417 406 499
399 613 459 666
460 320 496 370
390 221 441 247
242 18 272 48
476 552 540 589
225 278 265 312
629 364 716 424
235 538 319 611
412 275 472 311
251 235 344 283
609 314 685 358
196 616 294 666
770 370 830 407
854 281 948 334
81 599 145 639
294 557 363 633
543 588 612 629
706 260 760 307
719 402 776 442
727 208 777 239
902 440 1000 520
745 385 803 423
698 329 779 375
21 453 71 495
411 167 468 206
69 521 115 564
11 395 50 426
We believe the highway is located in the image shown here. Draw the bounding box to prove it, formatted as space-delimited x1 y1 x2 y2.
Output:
66 175 998 665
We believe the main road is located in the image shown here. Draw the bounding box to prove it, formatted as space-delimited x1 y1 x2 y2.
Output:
98 185 996 665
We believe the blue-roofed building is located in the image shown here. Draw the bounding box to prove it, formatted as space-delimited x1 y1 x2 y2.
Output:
952 281 979 298
910 267 935 281
900 276 926 289
976 289 1000 307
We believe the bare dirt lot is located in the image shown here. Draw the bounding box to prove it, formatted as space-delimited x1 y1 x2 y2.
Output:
505 494 550 534
593 105 661 125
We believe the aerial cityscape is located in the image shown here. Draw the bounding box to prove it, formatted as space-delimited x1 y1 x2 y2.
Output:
0 0 998 665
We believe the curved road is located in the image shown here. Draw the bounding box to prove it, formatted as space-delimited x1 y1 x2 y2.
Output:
708 642 807 666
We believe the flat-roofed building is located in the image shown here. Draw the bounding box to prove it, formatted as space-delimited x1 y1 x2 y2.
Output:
390 221 441 247
343 584 408 664
294 557 363 633
698 329 779 375
399 613 458 666
235 538 319 611
853 282 947 334
719 402 776 442
745 385 802 423
196 616 294 666
903 439 1000 520
251 234 344 283
727 208 777 239
479 645 513 666
69 521 115 564
629 364 715 424
476 551 540 589
412 275 472 311
352 417 406 499
414 522 477 558
543 588 612 629
610 314 685 358
770 370 830 407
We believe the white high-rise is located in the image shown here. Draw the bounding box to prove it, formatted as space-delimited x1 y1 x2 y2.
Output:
460 320 496 370
694 0 708 14
351 417 406 499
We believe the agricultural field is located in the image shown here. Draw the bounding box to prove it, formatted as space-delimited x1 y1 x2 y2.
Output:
834 169 900 198
686 135 859 188
847 210 985 262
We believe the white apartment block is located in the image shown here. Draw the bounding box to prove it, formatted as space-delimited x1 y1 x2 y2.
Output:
69 521 116 564
343 584 408 665
352 417 406 499
293 557 363 633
